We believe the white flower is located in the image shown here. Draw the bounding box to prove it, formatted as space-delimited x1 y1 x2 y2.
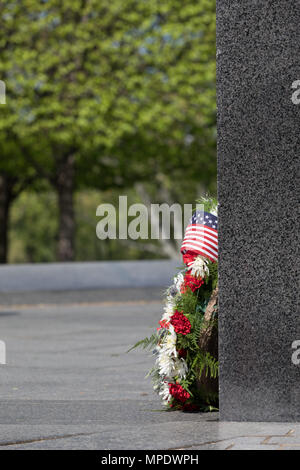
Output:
190 255 210 279
157 351 175 377
168 323 176 337
159 382 171 403
162 300 175 322
174 272 184 292
160 331 177 358
166 271 185 302
173 358 188 379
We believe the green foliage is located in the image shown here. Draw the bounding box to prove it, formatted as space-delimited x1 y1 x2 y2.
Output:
127 333 160 353
0 0 216 263
203 261 218 294
175 287 197 315
192 351 219 379
196 195 218 214
189 314 206 349
9 190 58 263
1 0 216 187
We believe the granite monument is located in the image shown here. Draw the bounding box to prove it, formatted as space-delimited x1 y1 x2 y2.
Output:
217 1 300 421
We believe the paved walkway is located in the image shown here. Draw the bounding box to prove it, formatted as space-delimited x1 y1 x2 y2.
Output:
0 290 299 450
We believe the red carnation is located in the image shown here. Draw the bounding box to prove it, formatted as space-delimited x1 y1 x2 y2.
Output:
181 272 204 293
170 310 191 335
168 383 190 403
157 319 170 331
178 348 187 359
182 252 197 267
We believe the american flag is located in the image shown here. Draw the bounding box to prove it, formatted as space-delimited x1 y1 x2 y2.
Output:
181 211 218 264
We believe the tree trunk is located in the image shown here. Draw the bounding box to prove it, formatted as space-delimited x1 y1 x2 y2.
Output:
56 155 75 262
197 287 219 401
0 175 13 264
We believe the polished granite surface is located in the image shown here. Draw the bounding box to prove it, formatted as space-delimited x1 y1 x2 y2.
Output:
217 1 300 421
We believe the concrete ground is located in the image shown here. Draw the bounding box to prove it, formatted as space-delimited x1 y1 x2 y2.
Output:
0 289 299 450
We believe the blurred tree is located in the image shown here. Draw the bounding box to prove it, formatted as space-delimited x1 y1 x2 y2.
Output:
9 190 57 263
0 171 18 263
9 189 167 263
0 144 37 263
1 0 216 262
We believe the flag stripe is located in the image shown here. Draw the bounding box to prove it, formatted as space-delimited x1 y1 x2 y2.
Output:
182 233 218 251
181 243 218 260
185 225 218 241
182 241 218 259
185 246 217 262
186 223 218 236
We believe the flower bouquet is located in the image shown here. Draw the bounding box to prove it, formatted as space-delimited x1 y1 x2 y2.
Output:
131 199 219 411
